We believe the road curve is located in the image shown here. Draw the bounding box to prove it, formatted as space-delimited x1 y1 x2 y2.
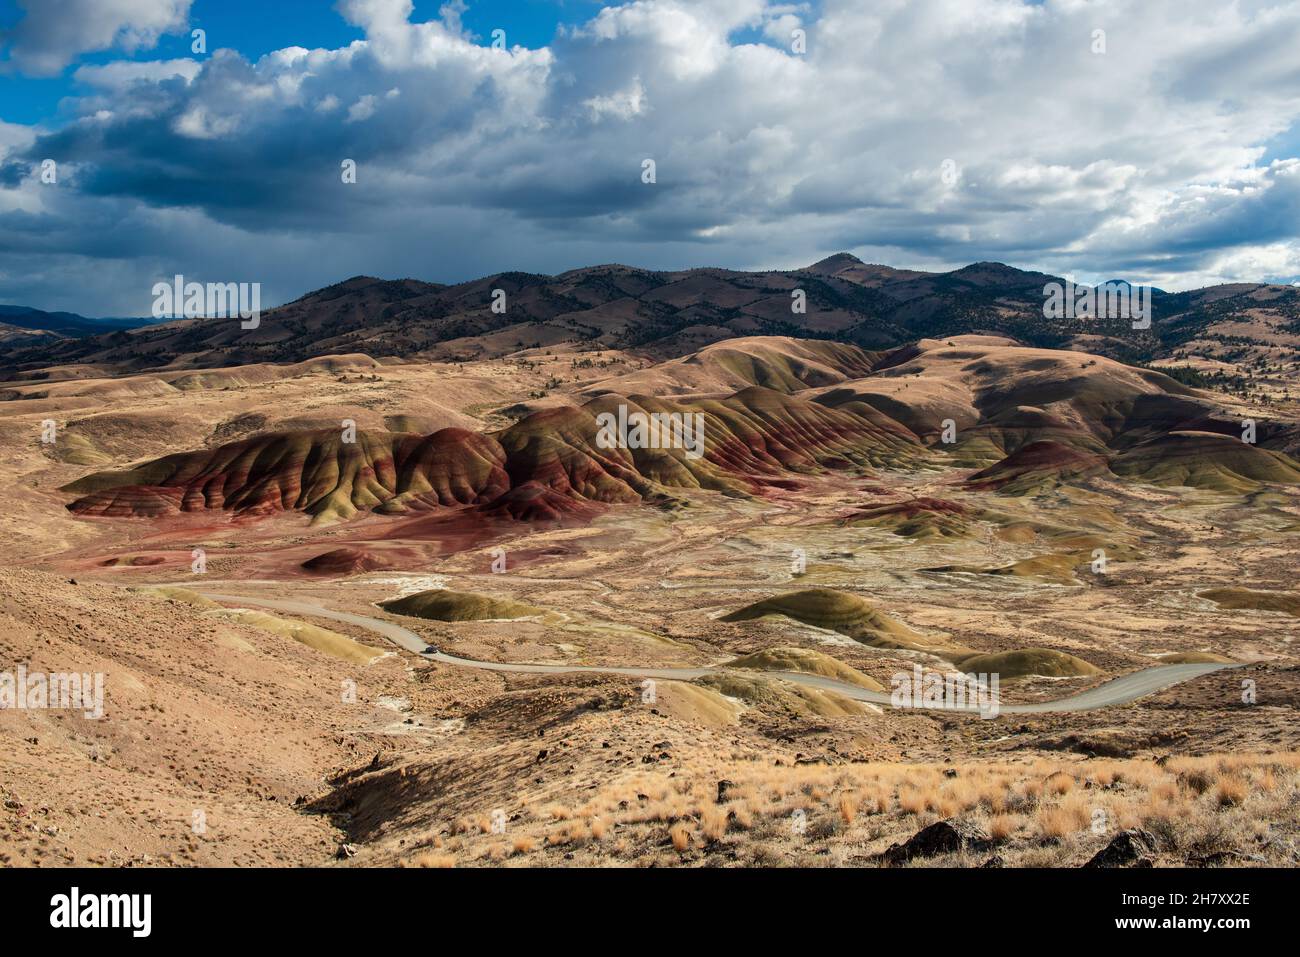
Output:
198 591 1237 716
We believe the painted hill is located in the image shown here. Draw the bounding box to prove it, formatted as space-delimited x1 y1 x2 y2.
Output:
378 590 543 622
63 427 512 523
58 336 1300 524
964 441 1112 495
61 378 925 521
845 497 975 540
1112 431 1300 493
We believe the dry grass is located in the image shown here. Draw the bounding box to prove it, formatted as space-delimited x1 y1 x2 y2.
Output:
669 823 692 852
988 813 1020 842
425 751 1300 868
838 792 858 825
1215 777 1248 807
1036 795 1091 840
700 806 729 842
511 835 537 855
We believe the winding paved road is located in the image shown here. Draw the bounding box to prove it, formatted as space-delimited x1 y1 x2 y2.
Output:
196 590 1238 715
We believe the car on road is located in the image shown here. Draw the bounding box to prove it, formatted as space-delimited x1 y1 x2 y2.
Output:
424 645 439 655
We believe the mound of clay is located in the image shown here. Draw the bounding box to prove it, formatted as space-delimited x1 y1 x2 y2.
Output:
719 588 961 657
100 554 166 567
379 589 543 622
952 648 1101 679
1154 651 1235 664
301 547 389 575
847 497 973 540
694 673 867 718
207 608 385 665
964 440 1111 494
646 681 743 727
726 646 885 691
722 588 912 639
1112 431 1300 494
1198 587 1300 617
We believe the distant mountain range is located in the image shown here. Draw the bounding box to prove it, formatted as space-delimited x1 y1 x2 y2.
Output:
0 305 153 338
3 255 1298 375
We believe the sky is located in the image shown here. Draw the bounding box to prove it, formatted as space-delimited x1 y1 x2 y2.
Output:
1 0 1299 316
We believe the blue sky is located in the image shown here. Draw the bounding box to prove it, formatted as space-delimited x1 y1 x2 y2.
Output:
1 0 1299 316
0 1 600 123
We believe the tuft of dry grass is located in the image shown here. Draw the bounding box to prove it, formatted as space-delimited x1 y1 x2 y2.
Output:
988 813 1019 842
1045 772 1074 796
898 788 926 815
1036 795 1090 840
511 835 536 855
700 806 729 842
1215 777 1248 808
669 823 692 852
838 793 858 825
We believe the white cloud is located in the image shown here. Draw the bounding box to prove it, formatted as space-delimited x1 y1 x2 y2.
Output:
347 94 378 123
584 78 646 121
0 0 192 76
4 0 1300 314
72 58 200 89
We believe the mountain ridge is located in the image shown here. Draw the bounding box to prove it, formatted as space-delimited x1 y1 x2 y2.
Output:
4 255 1298 377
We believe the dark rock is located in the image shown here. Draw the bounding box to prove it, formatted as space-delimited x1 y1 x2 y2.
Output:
1085 829 1158 868
884 819 990 865
716 779 736 803
980 855 1005 868
336 843 358 860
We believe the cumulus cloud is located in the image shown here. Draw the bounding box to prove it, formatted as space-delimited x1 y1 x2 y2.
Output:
0 0 192 76
72 58 200 90
2 0 1300 314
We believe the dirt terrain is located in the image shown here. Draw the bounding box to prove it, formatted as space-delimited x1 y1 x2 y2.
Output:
2 333 1298 867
